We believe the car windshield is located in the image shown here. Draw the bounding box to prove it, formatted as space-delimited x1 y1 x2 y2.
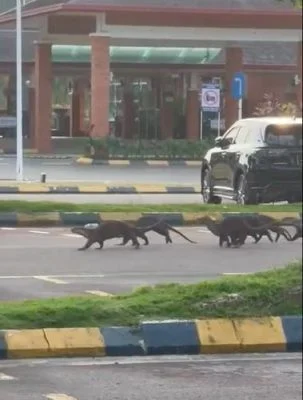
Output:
264 124 302 147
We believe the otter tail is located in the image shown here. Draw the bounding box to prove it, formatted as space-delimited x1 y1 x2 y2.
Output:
242 218 296 232
167 224 197 243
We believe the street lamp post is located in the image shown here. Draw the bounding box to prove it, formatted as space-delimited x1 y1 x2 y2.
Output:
16 0 23 181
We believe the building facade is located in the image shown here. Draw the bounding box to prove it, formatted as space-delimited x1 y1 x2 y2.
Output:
0 0 302 152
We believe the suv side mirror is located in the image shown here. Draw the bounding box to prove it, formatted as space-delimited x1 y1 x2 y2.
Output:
215 136 223 146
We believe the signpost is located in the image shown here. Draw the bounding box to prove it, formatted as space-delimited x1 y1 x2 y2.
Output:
16 0 23 181
201 83 221 138
231 72 246 120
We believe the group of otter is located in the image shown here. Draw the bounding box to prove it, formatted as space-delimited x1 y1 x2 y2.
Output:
71 214 302 251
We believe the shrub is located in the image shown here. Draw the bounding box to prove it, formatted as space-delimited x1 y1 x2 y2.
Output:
84 137 215 160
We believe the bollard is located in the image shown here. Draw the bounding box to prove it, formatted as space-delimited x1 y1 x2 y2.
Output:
40 173 46 183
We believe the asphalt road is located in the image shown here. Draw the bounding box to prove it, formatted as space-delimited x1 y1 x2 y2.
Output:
0 354 301 400
0 157 199 184
0 226 301 301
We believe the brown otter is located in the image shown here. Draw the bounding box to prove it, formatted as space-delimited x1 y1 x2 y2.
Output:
119 215 197 246
280 217 302 241
199 215 293 248
71 220 161 251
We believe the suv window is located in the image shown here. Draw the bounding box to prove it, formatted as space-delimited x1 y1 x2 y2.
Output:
234 126 250 144
223 126 240 145
265 124 302 147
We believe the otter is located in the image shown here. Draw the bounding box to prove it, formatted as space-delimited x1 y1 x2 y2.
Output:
280 217 302 241
119 215 197 246
71 220 161 251
199 215 293 248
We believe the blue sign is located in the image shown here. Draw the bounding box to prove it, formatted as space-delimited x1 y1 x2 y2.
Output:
231 72 246 100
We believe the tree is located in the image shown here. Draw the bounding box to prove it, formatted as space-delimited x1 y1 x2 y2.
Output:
277 0 302 8
253 93 299 117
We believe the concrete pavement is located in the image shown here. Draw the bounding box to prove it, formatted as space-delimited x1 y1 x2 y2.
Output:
0 354 301 400
0 193 202 203
0 157 199 184
0 227 301 301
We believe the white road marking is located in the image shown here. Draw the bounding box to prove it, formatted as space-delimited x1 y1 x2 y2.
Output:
198 229 212 234
0 372 17 381
62 234 82 238
0 274 105 280
33 276 68 285
0 227 17 231
86 290 114 297
223 272 253 276
28 230 50 235
44 395 78 400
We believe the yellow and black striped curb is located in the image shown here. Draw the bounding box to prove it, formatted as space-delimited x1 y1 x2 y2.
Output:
0 211 300 227
0 183 200 194
76 156 201 167
0 316 301 359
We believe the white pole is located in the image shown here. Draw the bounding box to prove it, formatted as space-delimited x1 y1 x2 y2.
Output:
217 111 221 137
16 0 23 181
238 98 243 120
200 109 203 141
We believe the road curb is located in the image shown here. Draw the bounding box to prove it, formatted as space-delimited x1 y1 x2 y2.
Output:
0 211 300 227
0 151 76 160
0 316 301 359
0 183 200 194
76 157 201 167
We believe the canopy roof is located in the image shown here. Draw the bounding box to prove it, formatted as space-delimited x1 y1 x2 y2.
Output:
52 45 221 65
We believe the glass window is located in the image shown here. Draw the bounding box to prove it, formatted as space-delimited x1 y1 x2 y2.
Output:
234 126 250 144
223 126 240 144
265 124 302 147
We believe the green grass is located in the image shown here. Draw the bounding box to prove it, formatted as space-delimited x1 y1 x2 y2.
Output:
0 200 301 213
0 261 301 329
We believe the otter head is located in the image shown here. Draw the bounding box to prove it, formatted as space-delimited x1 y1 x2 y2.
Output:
71 226 90 238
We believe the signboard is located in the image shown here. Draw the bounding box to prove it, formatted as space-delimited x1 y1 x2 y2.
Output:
201 84 221 112
0 116 17 129
231 72 246 101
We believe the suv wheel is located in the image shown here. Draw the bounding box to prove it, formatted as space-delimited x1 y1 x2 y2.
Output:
202 169 222 204
236 174 257 205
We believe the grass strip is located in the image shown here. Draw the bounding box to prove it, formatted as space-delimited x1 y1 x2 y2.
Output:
0 200 301 213
0 261 301 330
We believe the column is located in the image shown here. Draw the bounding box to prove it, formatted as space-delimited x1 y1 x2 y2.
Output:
296 42 302 113
186 73 200 140
225 47 243 129
33 42 52 153
90 33 110 137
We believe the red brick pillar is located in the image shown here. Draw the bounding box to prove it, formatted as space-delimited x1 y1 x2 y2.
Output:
34 42 52 153
225 47 243 129
90 34 110 137
186 73 200 140
296 42 302 113
28 87 35 146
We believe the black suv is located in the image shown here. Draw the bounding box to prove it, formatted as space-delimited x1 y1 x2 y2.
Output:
201 117 302 205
